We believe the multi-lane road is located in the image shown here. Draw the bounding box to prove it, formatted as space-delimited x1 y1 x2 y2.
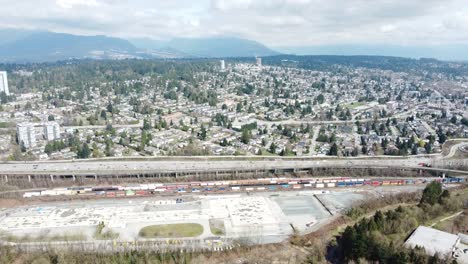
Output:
0 142 466 176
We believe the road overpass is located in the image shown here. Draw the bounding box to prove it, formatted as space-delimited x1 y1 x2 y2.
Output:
0 142 466 186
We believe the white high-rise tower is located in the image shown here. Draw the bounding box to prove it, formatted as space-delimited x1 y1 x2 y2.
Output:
220 60 226 71
256 57 262 67
17 123 36 148
0 71 9 95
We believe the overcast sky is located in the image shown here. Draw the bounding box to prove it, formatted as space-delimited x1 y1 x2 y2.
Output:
0 0 467 47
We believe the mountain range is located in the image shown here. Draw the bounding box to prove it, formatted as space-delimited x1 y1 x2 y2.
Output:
0 29 466 62
0 29 279 62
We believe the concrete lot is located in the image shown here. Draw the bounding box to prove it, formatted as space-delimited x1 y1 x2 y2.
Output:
0 189 372 245
0 186 424 248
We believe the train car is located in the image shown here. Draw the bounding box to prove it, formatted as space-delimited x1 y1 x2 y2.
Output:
304 183 312 187
23 191 41 198
405 180 415 185
389 180 400 185
231 186 240 191
166 185 177 191
382 181 390 186
92 187 118 192
280 184 290 189
327 183 336 188
116 191 126 197
136 190 147 196
337 182 346 187
106 191 116 198
316 183 325 188
41 190 58 196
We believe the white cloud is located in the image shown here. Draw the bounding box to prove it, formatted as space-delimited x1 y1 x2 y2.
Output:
56 0 99 9
380 24 397 33
0 0 467 46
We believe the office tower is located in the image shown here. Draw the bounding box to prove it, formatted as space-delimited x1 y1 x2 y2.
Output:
0 71 9 95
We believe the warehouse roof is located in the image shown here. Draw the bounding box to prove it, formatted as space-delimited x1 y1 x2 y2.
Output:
404 226 459 257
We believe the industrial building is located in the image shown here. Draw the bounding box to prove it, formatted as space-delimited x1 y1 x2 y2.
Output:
404 226 459 258
0 71 9 95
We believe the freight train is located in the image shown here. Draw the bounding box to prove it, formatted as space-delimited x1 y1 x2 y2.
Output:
22 176 465 198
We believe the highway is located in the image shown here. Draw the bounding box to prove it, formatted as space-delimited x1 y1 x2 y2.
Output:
0 158 431 175
0 142 465 176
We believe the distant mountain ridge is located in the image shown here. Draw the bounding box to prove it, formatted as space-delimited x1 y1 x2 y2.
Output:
129 36 280 58
0 30 280 62
0 31 139 62
277 44 468 61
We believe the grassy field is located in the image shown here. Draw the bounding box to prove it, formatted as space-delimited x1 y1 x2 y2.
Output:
209 219 225 236
344 101 366 109
139 223 203 238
